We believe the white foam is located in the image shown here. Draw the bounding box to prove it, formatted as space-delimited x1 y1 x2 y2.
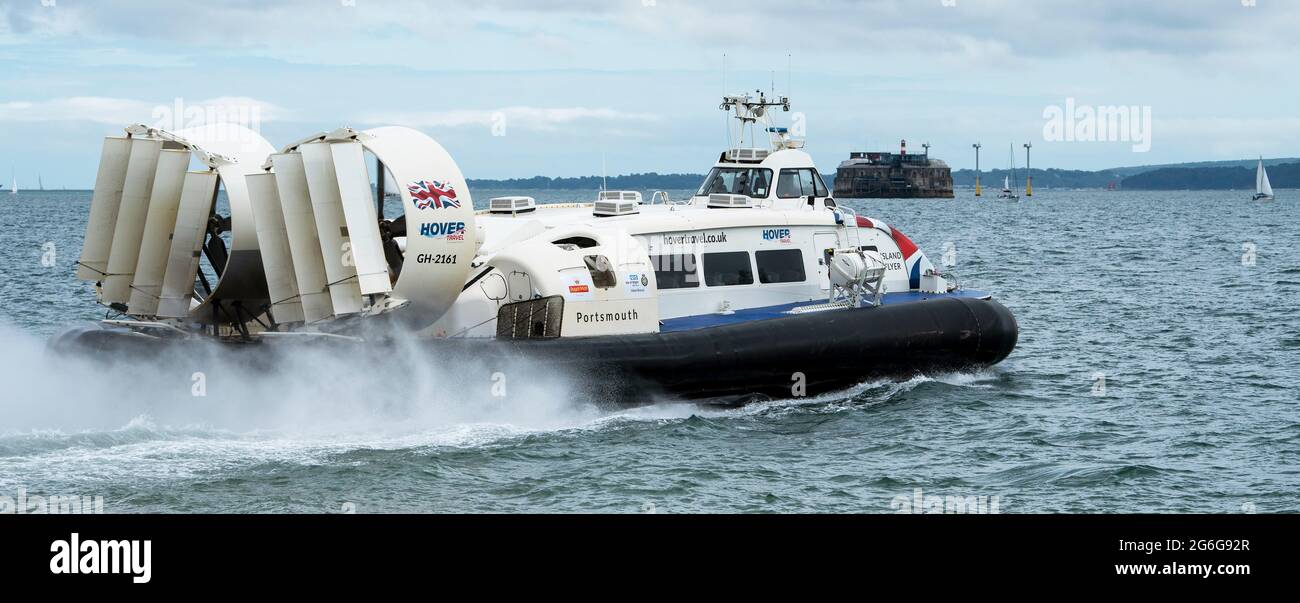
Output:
0 321 1001 488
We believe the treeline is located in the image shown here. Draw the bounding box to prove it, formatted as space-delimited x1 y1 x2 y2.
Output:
951 168 1121 189
464 163 1299 191
1120 162 1299 190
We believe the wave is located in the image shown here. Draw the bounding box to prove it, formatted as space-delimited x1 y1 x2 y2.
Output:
598 368 1005 424
979 462 1180 487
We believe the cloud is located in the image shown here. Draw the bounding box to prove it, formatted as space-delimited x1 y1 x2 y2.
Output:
0 96 288 126
0 97 155 125
1 1 1296 179
1155 116 1300 158
4 0 1295 70
358 106 660 132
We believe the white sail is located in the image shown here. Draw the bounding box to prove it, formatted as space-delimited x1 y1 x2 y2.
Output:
1002 175 1010 190
1257 159 1274 197
9 174 15 194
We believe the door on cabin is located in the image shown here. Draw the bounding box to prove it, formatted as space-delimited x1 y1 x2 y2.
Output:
813 232 840 291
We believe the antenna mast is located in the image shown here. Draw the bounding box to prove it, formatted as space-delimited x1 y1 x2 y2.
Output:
719 91 793 150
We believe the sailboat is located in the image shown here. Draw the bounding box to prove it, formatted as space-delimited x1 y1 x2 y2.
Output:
1252 157 1274 201
8 171 16 195
997 145 1019 200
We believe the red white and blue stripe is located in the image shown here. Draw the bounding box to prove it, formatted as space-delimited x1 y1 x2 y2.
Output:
855 215 929 289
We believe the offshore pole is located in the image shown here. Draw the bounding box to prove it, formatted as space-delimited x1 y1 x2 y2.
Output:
1023 142 1033 197
972 143 982 197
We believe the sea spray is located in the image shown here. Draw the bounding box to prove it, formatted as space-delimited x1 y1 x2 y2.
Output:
0 321 604 441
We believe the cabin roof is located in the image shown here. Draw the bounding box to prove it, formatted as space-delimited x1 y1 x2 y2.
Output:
476 202 846 234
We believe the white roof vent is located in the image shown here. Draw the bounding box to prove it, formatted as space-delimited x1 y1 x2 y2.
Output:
726 148 770 162
597 190 642 203
707 193 754 209
489 196 536 215
593 199 640 217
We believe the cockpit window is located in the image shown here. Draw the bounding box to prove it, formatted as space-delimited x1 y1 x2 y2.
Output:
776 170 801 198
801 169 823 197
777 168 829 198
696 168 772 198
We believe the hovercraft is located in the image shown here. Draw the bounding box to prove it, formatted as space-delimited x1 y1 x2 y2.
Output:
53 93 1017 404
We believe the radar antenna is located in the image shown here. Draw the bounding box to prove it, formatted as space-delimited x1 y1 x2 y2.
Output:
719 91 796 151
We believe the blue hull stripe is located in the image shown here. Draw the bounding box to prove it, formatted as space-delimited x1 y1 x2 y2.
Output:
659 289 993 333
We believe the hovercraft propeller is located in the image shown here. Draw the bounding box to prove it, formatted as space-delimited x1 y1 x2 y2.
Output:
75 123 276 331
245 126 476 333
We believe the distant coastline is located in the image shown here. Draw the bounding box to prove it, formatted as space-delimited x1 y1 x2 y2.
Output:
953 159 1297 190
24 158 1298 192
466 158 1298 192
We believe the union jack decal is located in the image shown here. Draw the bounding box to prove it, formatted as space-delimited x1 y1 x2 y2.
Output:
408 179 461 210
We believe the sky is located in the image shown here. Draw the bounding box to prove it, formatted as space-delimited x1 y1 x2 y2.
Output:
1 0 1297 187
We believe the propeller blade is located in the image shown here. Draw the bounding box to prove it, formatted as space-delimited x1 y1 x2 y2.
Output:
383 237 404 276
204 231 229 278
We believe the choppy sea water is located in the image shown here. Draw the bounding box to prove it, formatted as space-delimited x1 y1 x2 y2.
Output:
0 188 1297 513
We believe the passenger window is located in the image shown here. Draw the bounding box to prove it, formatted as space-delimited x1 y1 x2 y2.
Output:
584 255 618 289
756 249 806 284
776 169 802 198
702 251 754 286
649 254 699 289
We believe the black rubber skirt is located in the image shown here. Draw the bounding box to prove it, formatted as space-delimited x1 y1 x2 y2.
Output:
483 296 1018 402
51 297 1017 405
